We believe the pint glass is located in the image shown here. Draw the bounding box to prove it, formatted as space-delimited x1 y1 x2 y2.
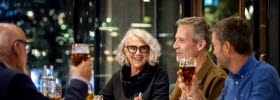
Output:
71 43 90 66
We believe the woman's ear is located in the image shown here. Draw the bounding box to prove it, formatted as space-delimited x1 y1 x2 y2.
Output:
197 40 206 51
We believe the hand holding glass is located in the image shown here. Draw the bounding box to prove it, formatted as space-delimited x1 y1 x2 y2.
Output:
178 57 196 100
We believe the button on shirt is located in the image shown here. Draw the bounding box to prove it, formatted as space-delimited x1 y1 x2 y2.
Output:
218 54 280 100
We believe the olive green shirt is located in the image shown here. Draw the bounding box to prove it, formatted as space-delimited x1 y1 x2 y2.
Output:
170 55 227 100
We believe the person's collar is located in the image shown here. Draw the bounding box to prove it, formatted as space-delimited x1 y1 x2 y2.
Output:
228 54 257 79
1 61 14 70
196 55 215 84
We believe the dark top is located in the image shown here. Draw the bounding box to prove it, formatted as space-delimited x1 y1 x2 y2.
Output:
218 54 280 100
0 61 88 100
170 55 227 100
99 64 169 100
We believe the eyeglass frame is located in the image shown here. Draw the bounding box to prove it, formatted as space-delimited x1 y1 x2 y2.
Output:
126 45 149 53
12 39 31 54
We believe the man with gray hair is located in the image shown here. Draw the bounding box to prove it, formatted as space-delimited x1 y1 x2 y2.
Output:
0 23 93 100
170 17 227 100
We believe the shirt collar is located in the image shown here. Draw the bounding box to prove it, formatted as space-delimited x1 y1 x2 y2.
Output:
196 55 215 83
228 54 258 79
0 61 14 70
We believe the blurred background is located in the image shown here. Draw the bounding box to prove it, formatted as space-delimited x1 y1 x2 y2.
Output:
0 0 279 95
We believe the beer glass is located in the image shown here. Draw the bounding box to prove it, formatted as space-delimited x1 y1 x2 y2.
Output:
48 83 62 100
178 57 196 100
71 43 90 66
94 95 103 100
86 84 94 100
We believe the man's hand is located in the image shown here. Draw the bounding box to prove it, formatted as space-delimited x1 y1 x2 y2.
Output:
177 71 206 100
133 92 143 100
70 61 93 81
133 97 142 100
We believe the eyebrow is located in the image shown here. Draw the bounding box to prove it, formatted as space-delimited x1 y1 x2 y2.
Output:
127 45 148 46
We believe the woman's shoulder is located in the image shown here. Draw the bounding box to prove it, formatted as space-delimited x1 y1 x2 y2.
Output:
110 69 122 78
152 65 168 76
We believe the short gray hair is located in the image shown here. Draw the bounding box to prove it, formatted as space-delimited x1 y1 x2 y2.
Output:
176 17 212 50
116 28 161 66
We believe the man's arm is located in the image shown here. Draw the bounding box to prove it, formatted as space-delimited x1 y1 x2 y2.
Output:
206 75 226 100
65 61 93 100
249 66 280 100
169 78 182 100
8 73 50 100
64 79 88 100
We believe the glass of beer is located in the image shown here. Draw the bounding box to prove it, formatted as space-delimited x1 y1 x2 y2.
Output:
71 43 90 66
86 84 94 100
48 83 62 100
178 57 196 100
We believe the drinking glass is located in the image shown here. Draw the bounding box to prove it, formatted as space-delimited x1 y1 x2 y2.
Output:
40 65 48 96
48 83 62 100
178 57 196 100
94 95 103 100
71 43 90 66
86 84 94 100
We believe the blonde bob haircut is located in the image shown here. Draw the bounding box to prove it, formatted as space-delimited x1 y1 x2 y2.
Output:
116 28 161 66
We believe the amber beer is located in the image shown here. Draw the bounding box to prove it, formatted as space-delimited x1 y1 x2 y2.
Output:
86 91 94 100
179 66 195 85
49 96 61 100
71 53 90 66
71 43 90 66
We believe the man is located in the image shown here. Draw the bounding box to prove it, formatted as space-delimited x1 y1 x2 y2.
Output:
170 17 227 100
189 17 280 100
0 23 93 100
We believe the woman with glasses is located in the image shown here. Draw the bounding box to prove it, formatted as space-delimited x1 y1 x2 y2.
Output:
99 29 169 100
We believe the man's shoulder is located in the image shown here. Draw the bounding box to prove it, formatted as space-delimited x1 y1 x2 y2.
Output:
252 61 279 78
0 62 31 97
207 64 228 78
203 56 228 78
0 62 21 80
154 65 168 74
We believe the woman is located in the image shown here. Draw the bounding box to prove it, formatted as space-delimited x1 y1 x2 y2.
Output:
99 29 169 100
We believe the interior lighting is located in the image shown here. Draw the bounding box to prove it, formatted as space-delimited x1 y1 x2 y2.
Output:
106 17 111 23
110 32 118 37
143 0 150 2
106 56 114 62
42 51 46 56
102 22 107 27
65 50 70 55
131 23 151 28
27 11 34 19
89 2 93 7
63 33 70 38
43 17 48 22
90 31 95 37
99 27 119 31
61 24 67 30
104 50 110 55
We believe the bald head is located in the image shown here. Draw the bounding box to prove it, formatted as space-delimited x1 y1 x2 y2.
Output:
0 23 28 73
0 23 26 55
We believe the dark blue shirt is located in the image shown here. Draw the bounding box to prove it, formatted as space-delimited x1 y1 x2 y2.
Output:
218 54 280 100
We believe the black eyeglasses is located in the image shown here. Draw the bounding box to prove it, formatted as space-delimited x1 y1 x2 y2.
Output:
126 45 149 53
13 39 31 54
